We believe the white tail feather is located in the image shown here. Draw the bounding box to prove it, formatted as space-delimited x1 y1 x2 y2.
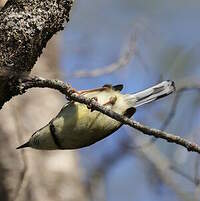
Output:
124 81 175 108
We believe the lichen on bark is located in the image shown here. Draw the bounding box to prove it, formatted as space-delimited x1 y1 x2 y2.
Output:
0 0 74 108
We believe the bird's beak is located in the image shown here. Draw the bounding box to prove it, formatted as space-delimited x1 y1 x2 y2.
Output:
16 141 30 149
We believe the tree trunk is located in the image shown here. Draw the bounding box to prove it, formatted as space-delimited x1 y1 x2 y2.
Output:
0 34 87 201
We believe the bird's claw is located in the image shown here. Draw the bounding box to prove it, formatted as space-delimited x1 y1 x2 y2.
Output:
87 97 98 112
65 87 81 102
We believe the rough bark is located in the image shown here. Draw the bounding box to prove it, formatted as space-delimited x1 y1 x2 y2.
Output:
0 36 87 201
0 0 73 108
0 0 87 200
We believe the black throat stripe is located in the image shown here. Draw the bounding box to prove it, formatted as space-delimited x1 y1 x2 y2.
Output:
49 121 63 149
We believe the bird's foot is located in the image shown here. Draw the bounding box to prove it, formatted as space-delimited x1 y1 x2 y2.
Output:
68 84 112 97
65 87 79 102
87 97 98 112
103 96 117 106
78 85 110 95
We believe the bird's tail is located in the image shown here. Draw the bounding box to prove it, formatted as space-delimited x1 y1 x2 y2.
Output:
124 80 175 108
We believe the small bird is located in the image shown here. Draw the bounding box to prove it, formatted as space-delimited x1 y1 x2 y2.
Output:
17 80 175 150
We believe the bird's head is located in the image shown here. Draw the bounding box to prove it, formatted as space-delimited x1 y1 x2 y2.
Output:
16 124 58 150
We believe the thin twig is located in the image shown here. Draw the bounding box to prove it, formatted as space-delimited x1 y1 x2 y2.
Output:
145 83 200 150
170 165 199 185
13 75 200 154
87 135 194 201
160 86 200 131
126 126 200 186
135 139 193 201
72 32 137 78
160 92 182 131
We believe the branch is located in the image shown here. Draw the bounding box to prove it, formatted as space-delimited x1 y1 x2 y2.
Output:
135 137 194 201
12 75 200 154
146 80 200 147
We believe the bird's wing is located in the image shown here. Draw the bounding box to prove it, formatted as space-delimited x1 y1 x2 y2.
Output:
102 84 123 92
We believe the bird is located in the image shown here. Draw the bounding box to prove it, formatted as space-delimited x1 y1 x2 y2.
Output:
17 80 175 150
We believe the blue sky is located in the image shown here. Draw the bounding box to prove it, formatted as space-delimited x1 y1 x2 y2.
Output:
60 1 200 200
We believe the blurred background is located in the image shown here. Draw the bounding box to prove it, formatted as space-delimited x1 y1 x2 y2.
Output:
1 0 200 201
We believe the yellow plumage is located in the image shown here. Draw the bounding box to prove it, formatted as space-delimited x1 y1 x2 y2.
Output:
16 81 175 150
34 88 132 149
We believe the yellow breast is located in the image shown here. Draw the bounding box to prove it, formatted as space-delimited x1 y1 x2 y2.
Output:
52 89 130 149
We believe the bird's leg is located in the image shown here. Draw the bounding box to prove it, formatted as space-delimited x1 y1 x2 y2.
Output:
87 95 117 112
103 96 117 106
68 85 113 107
68 84 112 96
78 85 111 95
